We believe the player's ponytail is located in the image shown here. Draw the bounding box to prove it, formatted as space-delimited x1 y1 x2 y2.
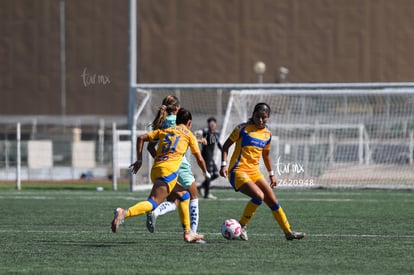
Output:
151 95 180 130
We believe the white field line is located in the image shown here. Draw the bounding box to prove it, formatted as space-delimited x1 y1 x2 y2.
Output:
0 195 145 201
308 233 414 238
0 194 373 202
0 229 413 239
2 195 413 203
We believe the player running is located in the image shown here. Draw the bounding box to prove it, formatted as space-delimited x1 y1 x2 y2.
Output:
219 102 306 241
145 95 202 235
111 108 210 243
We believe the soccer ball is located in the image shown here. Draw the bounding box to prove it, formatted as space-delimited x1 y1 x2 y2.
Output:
221 219 241 240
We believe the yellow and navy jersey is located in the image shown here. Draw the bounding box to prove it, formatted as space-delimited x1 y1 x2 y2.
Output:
147 124 200 171
228 123 272 174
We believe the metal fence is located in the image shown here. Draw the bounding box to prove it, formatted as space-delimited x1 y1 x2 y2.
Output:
3 83 414 190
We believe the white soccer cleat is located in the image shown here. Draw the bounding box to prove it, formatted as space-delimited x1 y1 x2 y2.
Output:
111 207 125 233
194 239 207 244
206 193 217 200
239 225 248 241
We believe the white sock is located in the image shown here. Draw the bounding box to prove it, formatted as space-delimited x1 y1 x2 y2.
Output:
153 201 177 218
189 199 199 233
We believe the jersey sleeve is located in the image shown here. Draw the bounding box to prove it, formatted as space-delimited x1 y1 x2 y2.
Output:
264 129 272 150
147 129 161 142
229 123 245 142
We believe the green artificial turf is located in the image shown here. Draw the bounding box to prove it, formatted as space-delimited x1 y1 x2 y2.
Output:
0 187 412 274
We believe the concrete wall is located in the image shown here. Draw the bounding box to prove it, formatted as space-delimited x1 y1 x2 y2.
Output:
2 0 414 115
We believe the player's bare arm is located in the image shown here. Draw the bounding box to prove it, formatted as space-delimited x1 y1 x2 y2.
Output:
147 141 157 158
194 152 211 179
262 147 277 188
130 133 150 174
219 138 234 178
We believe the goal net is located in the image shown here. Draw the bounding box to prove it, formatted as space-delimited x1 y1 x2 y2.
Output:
125 87 228 190
224 88 414 188
128 84 414 189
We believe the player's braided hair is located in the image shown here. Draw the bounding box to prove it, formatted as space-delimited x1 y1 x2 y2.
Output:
151 95 180 130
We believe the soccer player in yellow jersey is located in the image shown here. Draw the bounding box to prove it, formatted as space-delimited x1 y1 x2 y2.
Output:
220 103 306 241
111 108 210 243
146 95 201 235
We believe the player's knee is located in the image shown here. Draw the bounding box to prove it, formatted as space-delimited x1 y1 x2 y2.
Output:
179 191 190 201
253 190 265 201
